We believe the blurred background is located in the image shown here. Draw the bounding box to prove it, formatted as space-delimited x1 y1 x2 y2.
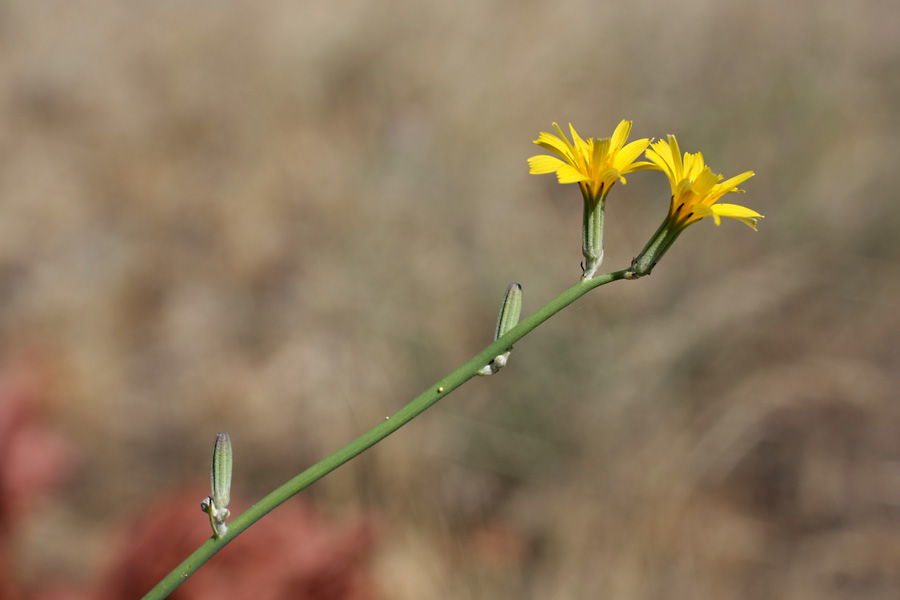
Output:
1 0 899 598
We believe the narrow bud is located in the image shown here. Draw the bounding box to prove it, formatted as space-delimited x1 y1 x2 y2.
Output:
202 432 233 538
479 283 523 376
211 432 233 510
494 283 523 341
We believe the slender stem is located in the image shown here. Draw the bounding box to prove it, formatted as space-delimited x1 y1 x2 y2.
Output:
142 268 630 600
630 217 670 276
581 194 606 279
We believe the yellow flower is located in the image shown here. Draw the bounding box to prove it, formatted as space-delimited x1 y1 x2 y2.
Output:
645 135 762 230
528 121 656 202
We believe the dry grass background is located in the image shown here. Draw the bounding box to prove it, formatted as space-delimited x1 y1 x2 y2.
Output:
1 0 899 598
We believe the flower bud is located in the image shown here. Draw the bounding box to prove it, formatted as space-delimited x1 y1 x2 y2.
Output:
479 283 523 376
494 283 523 342
202 432 233 538
211 432 232 511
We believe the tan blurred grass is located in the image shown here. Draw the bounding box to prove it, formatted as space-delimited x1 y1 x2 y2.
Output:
1 0 899 598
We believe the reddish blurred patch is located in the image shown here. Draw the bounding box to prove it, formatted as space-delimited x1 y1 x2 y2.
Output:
470 522 526 570
0 356 73 600
0 356 379 600
94 490 379 600
0 357 71 534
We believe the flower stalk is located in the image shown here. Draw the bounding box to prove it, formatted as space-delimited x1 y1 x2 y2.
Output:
629 217 671 277
143 120 762 600
142 270 629 600
582 192 606 279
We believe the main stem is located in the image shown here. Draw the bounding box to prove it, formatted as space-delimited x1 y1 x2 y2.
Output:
142 269 630 600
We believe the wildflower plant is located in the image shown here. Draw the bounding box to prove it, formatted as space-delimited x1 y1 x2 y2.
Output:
528 121 655 279
143 122 763 599
631 134 762 276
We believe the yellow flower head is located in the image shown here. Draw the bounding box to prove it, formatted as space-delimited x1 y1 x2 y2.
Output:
528 121 656 202
645 135 762 230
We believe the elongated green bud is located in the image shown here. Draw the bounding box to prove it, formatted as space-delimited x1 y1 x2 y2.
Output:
494 283 523 341
479 283 523 376
202 432 233 538
211 432 232 510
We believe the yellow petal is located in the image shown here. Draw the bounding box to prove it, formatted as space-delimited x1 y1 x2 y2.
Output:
712 203 763 219
717 170 755 191
552 123 577 158
528 154 567 175
592 137 611 170
568 123 590 158
693 168 720 197
556 164 591 183
676 177 695 200
627 161 661 172
693 204 720 225
534 133 573 161
596 166 620 187
707 203 763 229
682 152 707 181
645 148 679 192
615 138 650 172
667 135 684 181
610 120 632 151
648 139 678 177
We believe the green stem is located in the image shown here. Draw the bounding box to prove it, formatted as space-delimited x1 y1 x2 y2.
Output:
630 217 670 276
581 194 606 279
142 268 630 600
630 211 690 277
